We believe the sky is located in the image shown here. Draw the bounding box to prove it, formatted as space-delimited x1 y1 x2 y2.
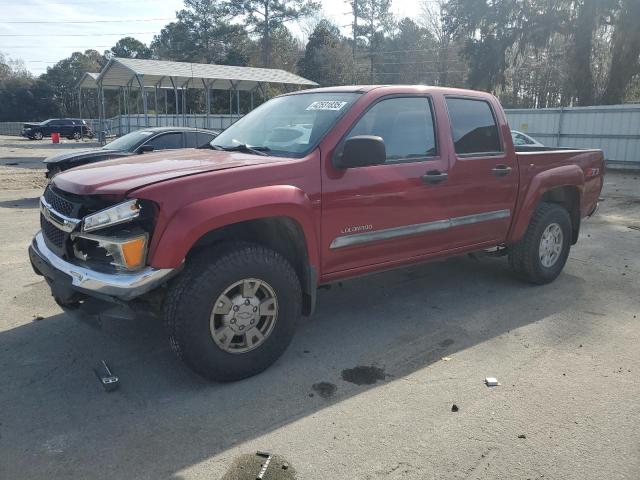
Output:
0 0 424 75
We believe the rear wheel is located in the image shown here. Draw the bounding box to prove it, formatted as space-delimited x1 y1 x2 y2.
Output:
164 243 302 382
508 202 572 284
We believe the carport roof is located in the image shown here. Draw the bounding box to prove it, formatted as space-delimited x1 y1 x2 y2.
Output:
78 72 100 89
78 72 122 90
93 57 318 91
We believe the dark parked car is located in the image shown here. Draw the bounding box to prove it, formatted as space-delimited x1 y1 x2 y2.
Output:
22 119 93 140
44 127 220 177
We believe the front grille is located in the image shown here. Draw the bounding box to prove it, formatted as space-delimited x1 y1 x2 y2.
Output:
43 186 75 217
40 213 66 249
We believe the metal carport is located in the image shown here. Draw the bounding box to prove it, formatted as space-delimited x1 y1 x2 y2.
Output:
89 57 318 136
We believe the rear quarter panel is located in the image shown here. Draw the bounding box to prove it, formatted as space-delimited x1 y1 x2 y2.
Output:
508 149 604 243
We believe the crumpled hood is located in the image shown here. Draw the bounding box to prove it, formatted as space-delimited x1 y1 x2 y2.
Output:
52 148 286 196
44 149 129 165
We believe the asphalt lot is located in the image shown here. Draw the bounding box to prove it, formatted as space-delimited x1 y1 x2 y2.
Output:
0 135 638 479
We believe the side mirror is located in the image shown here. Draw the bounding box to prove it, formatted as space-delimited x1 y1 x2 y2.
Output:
139 144 154 153
333 135 386 169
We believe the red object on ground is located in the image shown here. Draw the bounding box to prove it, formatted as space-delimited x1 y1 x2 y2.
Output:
51 132 60 144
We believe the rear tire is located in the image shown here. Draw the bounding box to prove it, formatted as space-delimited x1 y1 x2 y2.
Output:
508 202 572 284
164 243 302 382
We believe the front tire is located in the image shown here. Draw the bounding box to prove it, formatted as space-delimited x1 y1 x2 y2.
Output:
508 202 572 284
72 131 81 140
34 131 43 140
164 243 302 382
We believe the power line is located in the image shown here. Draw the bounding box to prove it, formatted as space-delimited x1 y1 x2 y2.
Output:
373 70 467 75
1 17 173 24
355 46 458 56
0 0 157 3
0 31 158 36
357 59 461 66
0 45 114 48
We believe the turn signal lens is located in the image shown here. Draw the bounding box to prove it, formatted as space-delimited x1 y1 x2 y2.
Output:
120 236 147 269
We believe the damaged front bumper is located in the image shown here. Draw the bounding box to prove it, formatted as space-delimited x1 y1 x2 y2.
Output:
29 231 177 303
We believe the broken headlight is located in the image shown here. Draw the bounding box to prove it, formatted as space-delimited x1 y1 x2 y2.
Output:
82 199 140 232
72 198 157 272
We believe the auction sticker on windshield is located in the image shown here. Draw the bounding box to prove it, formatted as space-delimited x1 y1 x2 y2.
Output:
306 100 348 111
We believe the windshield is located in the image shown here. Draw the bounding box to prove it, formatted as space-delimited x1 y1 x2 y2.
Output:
211 92 361 157
103 130 155 152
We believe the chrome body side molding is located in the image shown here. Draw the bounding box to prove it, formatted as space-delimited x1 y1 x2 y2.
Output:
330 209 511 249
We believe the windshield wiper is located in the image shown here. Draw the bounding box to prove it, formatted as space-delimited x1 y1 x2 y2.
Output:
211 144 270 156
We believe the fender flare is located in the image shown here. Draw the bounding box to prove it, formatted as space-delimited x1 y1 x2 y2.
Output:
508 164 584 243
147 185 320 273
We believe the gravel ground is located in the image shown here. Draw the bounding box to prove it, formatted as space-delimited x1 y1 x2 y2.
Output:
0 135 638 479
0 135 100 190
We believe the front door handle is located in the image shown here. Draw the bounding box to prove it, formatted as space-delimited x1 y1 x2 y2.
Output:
421 170 449 185
491 164 512 177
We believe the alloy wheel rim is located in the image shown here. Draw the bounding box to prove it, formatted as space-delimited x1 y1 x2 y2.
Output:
539 222 563 268
209 278 278 354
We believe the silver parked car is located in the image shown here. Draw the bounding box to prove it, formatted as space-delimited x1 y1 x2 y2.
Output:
511 130 544 147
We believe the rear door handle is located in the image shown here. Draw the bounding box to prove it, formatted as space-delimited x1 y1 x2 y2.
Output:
421 170 448 185
491 165 512 177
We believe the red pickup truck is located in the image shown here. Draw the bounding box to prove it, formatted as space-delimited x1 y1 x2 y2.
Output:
30 85 604 381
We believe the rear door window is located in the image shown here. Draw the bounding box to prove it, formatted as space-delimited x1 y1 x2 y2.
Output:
146 132 183 150
345 97 437 163
184 131 217 148
445 98 502 155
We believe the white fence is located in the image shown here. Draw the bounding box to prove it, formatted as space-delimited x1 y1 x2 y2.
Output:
107 114 240 137
0 122 25 136
0 114 239 138
505 104 640 168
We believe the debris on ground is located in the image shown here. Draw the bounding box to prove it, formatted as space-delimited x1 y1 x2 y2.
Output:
32 315 44 321
518 434 527 439
94 360 119 392
485 377 500 387
451 404 459 412
441 356 452 362
221 452 296 480
256 451 272 480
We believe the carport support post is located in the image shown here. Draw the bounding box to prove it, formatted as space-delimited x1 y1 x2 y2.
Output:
126 81 133 133
169 77 178 127
258 82 268 102
99 80 106 144
229 81 238 123
135 74 148 128
78 88 82 120
181 79 189 127
202 79 211 129
154 85 159 128
116 88 122 136
154 77 164 128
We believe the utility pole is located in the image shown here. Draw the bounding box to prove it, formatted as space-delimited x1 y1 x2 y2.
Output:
352 0 358 84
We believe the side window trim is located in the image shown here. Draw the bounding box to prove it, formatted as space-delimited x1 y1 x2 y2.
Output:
335 94 440 166
444 95 505 157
